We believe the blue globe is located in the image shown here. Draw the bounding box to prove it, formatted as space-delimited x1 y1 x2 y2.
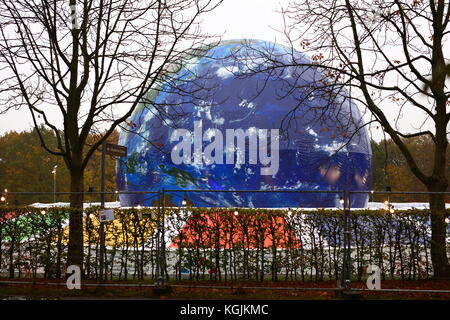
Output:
117 40 372 208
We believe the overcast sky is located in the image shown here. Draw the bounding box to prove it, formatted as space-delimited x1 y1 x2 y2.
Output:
0 0 444 142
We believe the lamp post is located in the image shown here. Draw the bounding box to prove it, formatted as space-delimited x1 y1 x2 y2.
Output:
52 165 58 204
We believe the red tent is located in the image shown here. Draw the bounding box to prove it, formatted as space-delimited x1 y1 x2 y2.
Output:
169 211 301 249
0 211 19 223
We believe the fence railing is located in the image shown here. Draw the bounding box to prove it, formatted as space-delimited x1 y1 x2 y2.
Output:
0 189 449 293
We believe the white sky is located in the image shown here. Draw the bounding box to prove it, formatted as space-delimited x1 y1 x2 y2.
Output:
0 0 443 142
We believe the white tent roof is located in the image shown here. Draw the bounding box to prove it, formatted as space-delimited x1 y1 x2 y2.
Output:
29 201 450 210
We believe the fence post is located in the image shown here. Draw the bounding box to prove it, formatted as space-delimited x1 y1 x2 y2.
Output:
155 189 166 287
341 190 352 291
99 141 106 281
160 189 166 285
154 189 171 296
155 190 161 281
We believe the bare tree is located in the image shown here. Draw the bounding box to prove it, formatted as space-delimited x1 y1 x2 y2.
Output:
252 0 449 278
0 0 222 268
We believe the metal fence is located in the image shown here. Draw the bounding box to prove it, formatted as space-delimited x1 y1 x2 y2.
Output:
0 189 449 294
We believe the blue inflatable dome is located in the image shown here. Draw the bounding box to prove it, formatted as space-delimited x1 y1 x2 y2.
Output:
117 40 372 208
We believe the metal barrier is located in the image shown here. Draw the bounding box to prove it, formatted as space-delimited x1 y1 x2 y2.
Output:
0 189 449 297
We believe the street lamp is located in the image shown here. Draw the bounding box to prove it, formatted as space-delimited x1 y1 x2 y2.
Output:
1 187 6 205
1 189 7 206
52 165 58 204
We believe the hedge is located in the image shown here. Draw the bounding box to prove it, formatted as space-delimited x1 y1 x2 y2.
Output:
0 206 448 281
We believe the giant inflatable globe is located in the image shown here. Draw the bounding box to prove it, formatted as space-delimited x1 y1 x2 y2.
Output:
117 40 372 208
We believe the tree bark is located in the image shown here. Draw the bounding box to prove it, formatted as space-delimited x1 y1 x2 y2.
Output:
428 185 449 279
67 167 84 271
427 111 449 279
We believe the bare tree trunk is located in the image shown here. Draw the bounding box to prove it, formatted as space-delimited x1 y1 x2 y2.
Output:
427 120 449 279
56 218 63 278
428 188 449 279
8 235 15 278
67 166 84 271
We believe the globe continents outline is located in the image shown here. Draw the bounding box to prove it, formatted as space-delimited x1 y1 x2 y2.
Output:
117 39 372 208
